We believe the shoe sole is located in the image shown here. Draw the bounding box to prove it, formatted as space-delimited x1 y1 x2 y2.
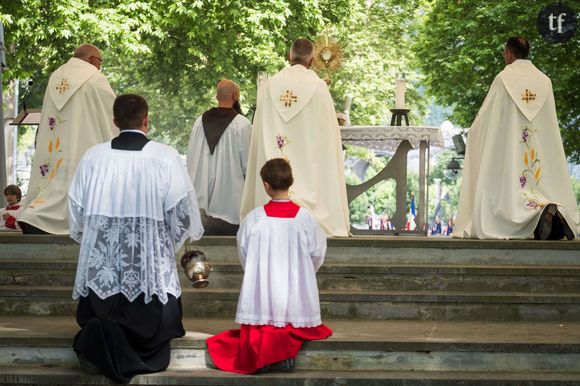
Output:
556 211 576 240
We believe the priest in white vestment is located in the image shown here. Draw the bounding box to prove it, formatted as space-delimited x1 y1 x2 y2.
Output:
68 95 203 383
454 37 578 240
240 39 350 237
18 44 118 234
186 80 252 234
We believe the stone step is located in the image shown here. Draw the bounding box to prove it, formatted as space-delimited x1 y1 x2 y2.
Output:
2 317 580 374
2 286 580 321
3 367 580 386
3 260 580 293
1 235 579 265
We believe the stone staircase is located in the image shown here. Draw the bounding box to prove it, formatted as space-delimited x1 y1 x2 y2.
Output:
0 234 579 385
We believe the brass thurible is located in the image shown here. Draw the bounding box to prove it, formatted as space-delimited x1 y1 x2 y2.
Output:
181 248 212 289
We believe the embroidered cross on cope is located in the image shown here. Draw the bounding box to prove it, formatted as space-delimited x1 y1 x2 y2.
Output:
56 79 70 94
521 89 536 103
280 90 298 107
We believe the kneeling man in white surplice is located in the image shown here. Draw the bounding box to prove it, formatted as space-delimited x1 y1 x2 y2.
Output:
454 37 578 240
69 94 203 383
240 39 350 237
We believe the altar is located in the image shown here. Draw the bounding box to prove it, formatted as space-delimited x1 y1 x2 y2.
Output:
341 125 444 234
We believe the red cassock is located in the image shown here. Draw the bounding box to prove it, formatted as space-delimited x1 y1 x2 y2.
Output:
207 323 332 374
206 200 332 374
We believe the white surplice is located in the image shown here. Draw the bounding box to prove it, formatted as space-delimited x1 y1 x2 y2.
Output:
19 58 118 234
68 140 204 304
235 205 327 327
240 65 350 237
186 114 252 224
0 204 23 231
454 60 579 239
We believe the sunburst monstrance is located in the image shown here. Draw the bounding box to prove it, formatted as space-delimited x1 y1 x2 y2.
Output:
311 33 343 83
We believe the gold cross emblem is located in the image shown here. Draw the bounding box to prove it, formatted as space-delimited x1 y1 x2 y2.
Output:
280 90 298 107
56 79 70 94
521 89 536 103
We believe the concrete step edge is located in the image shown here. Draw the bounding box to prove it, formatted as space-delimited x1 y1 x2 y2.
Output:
1 234 579 250
4 261 580 275
2 286 580 303
3 335 580 353
2 366 580 385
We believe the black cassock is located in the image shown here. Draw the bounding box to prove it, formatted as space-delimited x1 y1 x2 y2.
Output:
72 131 185 384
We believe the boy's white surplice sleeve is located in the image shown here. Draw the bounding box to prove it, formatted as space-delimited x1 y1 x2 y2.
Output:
236 210 253 270
308 215 327 272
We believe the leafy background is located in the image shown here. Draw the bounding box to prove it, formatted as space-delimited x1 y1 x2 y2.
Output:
1 0 578 225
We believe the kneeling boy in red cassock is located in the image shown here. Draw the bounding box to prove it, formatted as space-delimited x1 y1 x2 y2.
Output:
206 158 332 373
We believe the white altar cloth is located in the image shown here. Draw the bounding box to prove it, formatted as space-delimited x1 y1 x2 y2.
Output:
341 125 444 152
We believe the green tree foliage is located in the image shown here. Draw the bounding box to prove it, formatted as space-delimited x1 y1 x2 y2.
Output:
427 149 461 222
0 0 155 102
1 0 353 151
414 0 580 162
126 0 351 150
345 145 422 226
332 0 429 124
2 0 435 152
572 176 580 213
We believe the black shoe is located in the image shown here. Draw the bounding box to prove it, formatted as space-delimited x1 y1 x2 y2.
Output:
78 356 99 375
256 365 272 374
271 358 295 372
556 211 576 240
535 204 557 240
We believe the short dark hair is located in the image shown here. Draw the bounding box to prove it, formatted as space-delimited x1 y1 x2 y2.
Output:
4 185 22 201
290 39 314 65
260 158 294 191
113 94 148 129
505 36 530 59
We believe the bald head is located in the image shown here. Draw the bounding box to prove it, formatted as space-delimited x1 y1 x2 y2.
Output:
74 44 102 70
216 79 240 107
289 39 314 67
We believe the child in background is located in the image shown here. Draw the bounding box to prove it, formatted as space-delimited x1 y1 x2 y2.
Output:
207 158 332 374
1 185 23 231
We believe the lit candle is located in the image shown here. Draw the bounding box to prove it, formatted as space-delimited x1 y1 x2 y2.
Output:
395 76 406 109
